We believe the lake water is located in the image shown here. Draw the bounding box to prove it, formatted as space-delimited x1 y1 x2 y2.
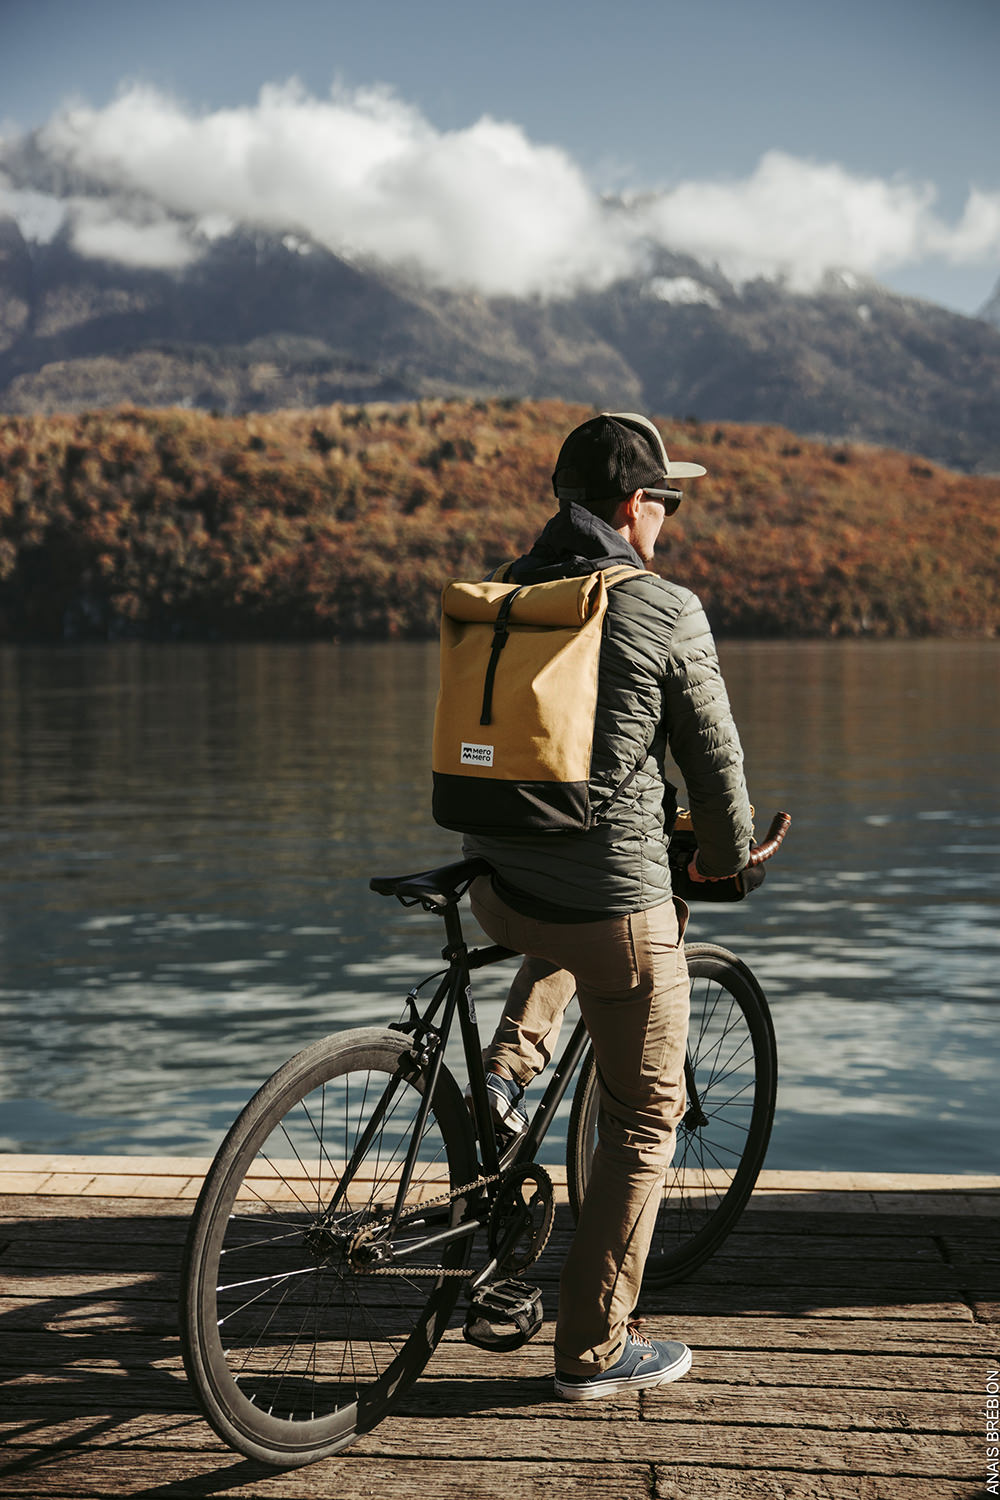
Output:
0 639 997 1173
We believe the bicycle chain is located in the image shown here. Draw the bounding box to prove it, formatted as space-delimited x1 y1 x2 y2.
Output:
347 1167 506 1277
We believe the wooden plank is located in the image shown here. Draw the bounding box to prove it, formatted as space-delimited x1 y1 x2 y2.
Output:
2 1211 954 1264
346 1418 978 1477
0 1194 192 1220
1 1290 993 1356
0 1409 980 1477
1 1274 171 1300
636 1290 975 1322
0 1455 975 1500
1 1241 188 1272
0 1363 976 1434
3 1157 997 1190
1 1236 971 1299
3 1412 973 1481
0 1220 190 1248
0 1271 975 1324
710 1231 945 1263
0 1174 55 1195
0 1332 180 1370
0 1154 214 1176
0 1338 990 1405
638 1383 972 1433
660 1256 963 1289
0 1328 982 1393
667 1348 987 1394
754 1171 1000 1192
0 1454 651 1498
651 1471 982 1500
542 1210 994 1250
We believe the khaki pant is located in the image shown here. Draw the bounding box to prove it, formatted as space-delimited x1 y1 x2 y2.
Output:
469 877 689 1375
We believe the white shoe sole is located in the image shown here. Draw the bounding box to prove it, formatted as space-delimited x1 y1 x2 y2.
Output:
554 1344 692 1401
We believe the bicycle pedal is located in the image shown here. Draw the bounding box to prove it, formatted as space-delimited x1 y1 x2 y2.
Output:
463 1278 543 1352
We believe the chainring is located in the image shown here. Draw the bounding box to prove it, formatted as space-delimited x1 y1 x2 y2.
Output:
487 1162 554 1274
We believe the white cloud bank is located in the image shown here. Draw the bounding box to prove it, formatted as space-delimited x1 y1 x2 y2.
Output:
1 81 998 299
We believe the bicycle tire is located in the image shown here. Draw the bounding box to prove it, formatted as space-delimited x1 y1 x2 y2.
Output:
180 1026 477 1467
566 943 777 1287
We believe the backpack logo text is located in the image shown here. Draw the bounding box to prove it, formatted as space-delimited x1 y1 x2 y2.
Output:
461 742 494 767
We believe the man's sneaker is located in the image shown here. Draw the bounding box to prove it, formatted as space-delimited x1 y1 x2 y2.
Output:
554 1326 692 1401
485 1072 528 1134
466 1072 529 1135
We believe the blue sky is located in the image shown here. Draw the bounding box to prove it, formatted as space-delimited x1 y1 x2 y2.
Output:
1 0 997 312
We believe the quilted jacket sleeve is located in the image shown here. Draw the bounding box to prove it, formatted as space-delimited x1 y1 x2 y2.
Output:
663 592 754 877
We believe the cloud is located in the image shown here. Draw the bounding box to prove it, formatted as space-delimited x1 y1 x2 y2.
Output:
67 196 199 269
2 82 998 299
633 152 952 291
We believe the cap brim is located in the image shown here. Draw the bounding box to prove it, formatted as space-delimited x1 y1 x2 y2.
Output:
664 462 707 479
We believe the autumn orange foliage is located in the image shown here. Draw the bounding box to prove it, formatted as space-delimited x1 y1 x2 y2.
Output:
0 399 996 641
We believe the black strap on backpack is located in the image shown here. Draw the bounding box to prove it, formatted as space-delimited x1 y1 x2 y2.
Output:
479 586 523 726
594 757 644 816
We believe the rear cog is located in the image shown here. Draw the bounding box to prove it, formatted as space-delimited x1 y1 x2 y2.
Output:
488 1163 554 1274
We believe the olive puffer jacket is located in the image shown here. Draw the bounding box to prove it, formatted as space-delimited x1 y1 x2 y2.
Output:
463 504 754 917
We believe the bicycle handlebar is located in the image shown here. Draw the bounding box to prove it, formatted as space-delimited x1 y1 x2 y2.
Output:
745 811 792 867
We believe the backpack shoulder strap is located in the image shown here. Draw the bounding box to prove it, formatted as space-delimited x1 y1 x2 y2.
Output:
602 564 647 588
488 562 644 587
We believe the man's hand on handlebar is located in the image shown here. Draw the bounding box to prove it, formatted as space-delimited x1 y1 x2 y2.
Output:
686 813 792 884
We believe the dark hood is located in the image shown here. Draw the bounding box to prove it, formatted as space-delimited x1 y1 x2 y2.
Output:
509 503 644 584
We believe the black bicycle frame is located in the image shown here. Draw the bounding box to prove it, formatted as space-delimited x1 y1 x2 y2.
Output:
326 890 707 1276
327 898 595 1265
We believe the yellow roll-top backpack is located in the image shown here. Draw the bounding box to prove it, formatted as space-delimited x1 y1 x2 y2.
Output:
431 563 643 837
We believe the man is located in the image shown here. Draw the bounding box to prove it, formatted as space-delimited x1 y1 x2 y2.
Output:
464 412 753 1400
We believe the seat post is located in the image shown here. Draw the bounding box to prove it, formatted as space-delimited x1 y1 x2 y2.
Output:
441 899 466 959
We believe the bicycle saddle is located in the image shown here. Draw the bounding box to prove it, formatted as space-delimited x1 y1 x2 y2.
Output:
369 856 493 910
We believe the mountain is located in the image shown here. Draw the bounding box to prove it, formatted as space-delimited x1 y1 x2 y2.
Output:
979 275 1000 330
2 216 999 473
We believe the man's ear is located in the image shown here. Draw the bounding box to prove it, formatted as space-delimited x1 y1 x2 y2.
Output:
620 490 644 526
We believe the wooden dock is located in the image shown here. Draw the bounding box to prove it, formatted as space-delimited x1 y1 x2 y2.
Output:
1 1156 996 1498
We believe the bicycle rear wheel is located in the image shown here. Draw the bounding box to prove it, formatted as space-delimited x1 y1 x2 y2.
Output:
180 1027 476 1467
567 943 777 1286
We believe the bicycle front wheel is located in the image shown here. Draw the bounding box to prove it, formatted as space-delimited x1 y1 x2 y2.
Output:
180 1027 477 1467
567 943 777 1286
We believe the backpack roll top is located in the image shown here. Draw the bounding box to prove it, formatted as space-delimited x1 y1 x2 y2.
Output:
432 569 638 837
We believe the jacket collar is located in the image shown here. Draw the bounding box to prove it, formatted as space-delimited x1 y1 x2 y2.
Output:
509 503 644 583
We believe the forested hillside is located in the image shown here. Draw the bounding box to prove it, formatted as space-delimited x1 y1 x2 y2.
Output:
1 399 996 641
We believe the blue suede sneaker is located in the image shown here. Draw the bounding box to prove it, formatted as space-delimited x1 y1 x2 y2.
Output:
466 1072 529 1136
484 1072 528 1134
554 1326 692 1401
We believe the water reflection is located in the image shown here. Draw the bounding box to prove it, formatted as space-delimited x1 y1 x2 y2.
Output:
0 640 996 1172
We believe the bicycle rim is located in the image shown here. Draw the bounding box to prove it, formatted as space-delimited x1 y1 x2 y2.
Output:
180 1027 476 1466
568 943 777 1286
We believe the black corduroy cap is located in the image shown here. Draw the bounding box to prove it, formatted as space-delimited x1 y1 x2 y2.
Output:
552 412 706 504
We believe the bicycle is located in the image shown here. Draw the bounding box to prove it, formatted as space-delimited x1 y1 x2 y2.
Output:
180 811 790 1467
